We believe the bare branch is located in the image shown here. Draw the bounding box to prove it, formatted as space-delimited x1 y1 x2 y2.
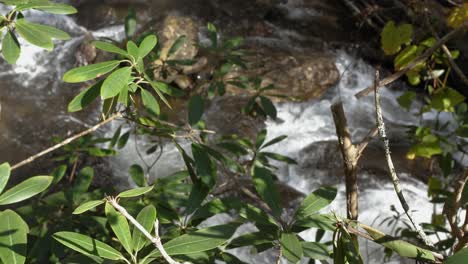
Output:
11 112 122 171
356 23 468 98
373 70 434 248
107 197 181 264
356 126 379 161
331 102 359 222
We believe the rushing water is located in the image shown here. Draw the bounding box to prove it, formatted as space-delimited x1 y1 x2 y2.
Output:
0 1 438 263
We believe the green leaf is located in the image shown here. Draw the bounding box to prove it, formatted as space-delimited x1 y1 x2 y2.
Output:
185 182 210 216
117 131 130 149
132 205 157 253
53 232 124 260
0 210 29 264
129 164 146 187
0 176 53 205
16 2 77 14
141 89 160 115
168 35 186 58
227 232 275 249
29 23 70 40
361 225 435 261
93 41 127 56
105 203 133 255
2 31 21 64
101 66 131 99
252 166 281 218
446 248 468 264
430 87 465 112
280 232 303 264
207 22 217 48
302 242 329 260
125 8 137 38
397 91 417 111
139 35 157 58
294 186 337 221
117 186 153 198
262 152 297 164
73 200 105 215
0 163 11 194
68 80 103 112
63 60 120 83
256 129 267 149
394 45 420 70
192 143 216 188
51 164 67 184
260 96 277 119
381 21 413 55
261 135 287 149
188 95 204 125
71 167 94 202
15 18 53 50
150 224 239 257
126 41 139 60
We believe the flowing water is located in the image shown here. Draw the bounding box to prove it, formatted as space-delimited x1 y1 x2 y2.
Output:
0 1 439 263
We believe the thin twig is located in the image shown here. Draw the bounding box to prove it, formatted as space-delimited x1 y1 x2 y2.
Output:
356 23 468 98
107 197 181 264
373 71 434 248
10 112 122 171
356 126 379 160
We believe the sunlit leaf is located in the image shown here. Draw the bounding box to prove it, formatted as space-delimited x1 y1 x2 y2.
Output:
105 203 133 255
53 232 124 260
101 66 132 99
117 186 153 198
149 224 239 257
16 2 77 14
93 41 127 56
132 205 157 253
15 18 53 50
447 3 468 29
73 200 105 214
0 163 11 194
294 186 337 221
139 35 157 58
280 232 303 264
2 31 21 64
141 89 160 115
0 210 29 264
0 176 53 205
63 60 121 83
381 21 413 55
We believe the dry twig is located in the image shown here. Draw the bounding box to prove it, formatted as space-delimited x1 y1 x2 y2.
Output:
373 71 434 247
11 112 122 171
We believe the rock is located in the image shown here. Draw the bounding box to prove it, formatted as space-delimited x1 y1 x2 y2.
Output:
157 14 199 61
205 96 266 140
226 47 340 101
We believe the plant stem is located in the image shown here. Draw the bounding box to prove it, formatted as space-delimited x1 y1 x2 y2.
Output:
10 112 122 171
373 71 434 248
107 197 181 264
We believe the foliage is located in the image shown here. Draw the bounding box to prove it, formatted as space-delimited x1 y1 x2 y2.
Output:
0 2 466 264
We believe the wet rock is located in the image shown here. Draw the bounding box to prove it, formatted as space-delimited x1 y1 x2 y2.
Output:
226 47 340 101
205 96 266 140
157 14 199 61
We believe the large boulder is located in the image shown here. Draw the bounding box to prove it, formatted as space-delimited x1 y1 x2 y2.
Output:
225 47 340 101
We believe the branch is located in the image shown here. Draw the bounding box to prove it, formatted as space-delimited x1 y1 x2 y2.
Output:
373 71 434 248
444 169 468 251
331 102 359 222
10 112 122 171
355 23 468 98
107 197 181 264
